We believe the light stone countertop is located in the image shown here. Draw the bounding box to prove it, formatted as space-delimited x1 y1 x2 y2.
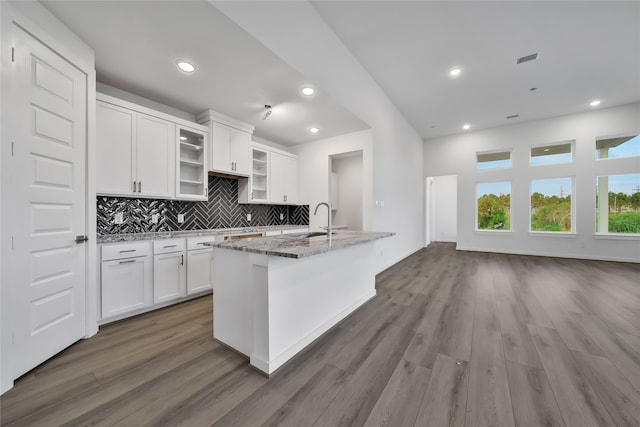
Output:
205 230 395 259
97 225 309 244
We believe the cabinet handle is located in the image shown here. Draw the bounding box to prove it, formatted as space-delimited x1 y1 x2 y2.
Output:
119 249 136 253
119 259 136 264
163 245 177 248
251 191 254 200
133 181 137 192
138 181 142 193
181 254 184 265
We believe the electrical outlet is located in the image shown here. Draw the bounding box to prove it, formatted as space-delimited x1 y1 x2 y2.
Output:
114 212 123 224
151 213 159 224
247 213 252 222
178 213 185 223
280 213 284 221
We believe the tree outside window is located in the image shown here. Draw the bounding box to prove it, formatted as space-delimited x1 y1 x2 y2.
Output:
477 182 511 231
530 178 572 232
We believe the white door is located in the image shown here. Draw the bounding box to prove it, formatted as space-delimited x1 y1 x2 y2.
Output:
96 102 135 195
429 175 458 243
187 248 213 294
9 26 87 377
154 253 186 303
136 113 174 198
101 257 152 318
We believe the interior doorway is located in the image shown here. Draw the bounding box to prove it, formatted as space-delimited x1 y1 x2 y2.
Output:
329 151 363 231
426 175 458 244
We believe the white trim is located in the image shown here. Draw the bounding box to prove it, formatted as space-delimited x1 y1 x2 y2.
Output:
593 233 640 241
528 231 578 238
456 245 639 264
529 139 575 167
475 230 514 236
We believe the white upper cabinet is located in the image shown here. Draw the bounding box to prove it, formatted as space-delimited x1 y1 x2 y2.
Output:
96 102 135 195
177 125 208 201
270 151 298 205
197 109 254 177
239 142 298 205
96 93 207 200
135 113 175 198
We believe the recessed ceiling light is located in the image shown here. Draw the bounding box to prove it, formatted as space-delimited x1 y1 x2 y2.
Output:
179 136 187 141
463 123 471 130
544 148 550 152
301 87 315 96
176 60 195 73
309 127 319 134
589 99 601 107
449 67 462 77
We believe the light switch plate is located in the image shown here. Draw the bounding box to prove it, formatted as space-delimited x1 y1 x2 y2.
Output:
247 213 251 222
280 213 284 220
114 212 123 224
151 214 159 224
178 214 185 223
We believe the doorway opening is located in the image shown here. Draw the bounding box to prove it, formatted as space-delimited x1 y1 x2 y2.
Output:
329 151 363 231
426 175 458 245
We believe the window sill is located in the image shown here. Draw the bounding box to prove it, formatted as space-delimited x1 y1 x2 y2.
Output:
528 231 577 238
475 230 513 236
593 233 640 241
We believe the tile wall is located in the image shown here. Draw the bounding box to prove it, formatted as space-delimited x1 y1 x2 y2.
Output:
97 175 309 235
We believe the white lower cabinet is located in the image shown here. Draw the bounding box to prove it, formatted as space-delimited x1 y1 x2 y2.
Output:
153 239 186 303
100 242 153 319
187 248 214 294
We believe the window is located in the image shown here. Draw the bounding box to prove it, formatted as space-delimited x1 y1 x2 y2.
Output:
596 134 640 159
477 150 511 170
530 142 573 166
596 173 640 234
477 181 511 231
530 177 573 232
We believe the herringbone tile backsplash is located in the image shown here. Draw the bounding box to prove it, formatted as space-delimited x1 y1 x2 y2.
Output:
97 176 309 235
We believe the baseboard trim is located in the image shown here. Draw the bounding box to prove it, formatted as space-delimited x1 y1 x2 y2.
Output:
455 245 640 264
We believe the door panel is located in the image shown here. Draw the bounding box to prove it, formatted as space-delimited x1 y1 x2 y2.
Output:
187 249 213 294
154 253 186 303
96 102 135 195
101 258 151 318
11 26 87 378
136 113 174 198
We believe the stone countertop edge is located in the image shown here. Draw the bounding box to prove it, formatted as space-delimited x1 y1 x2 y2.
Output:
207 231 395 259
97 225 309 244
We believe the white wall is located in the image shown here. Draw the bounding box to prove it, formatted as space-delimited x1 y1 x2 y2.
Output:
295 130 373 232
430 175 457 243
424 102 640 262
213 1 425 270
332 153 363 230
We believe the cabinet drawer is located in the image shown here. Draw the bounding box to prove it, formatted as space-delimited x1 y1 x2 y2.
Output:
187 235 218 250
101 241 152 261
154 238 186 254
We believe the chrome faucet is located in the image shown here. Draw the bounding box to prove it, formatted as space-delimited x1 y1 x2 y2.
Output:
314 202 332 236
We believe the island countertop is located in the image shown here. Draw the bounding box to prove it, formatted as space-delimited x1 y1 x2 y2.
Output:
206 230 395 259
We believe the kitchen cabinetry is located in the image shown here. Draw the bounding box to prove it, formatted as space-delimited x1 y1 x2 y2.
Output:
97 98 175 198
100 242 153 319
96 93 208 200
153 239 186 303
177 126 207 200
187 236 214 294
270 151 298 204
197 110 254 177
239 143 298 205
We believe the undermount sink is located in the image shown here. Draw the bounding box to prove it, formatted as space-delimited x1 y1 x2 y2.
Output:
304 232 335 238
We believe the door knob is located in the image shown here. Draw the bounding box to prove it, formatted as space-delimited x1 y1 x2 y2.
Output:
75 235 89 244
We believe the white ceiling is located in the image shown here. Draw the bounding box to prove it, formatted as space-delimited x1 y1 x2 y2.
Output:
41 0 369 146
311 1 640 140
43 1 640 145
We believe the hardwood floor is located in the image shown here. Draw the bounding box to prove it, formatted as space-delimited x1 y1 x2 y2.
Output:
2 243 639 426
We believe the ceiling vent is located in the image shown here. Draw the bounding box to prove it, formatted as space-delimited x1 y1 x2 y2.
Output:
516 52 539 65
506 114 520 119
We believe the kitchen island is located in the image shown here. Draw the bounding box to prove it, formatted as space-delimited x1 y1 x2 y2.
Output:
208 230 394 375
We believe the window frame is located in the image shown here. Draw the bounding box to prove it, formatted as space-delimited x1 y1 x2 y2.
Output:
594 173 640 238
476 148 513 171
594 133 640 161
529 140 575 167
475 180 513 233
528 176 576 235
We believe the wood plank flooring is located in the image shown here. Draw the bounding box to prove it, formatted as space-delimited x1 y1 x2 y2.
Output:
2 243 639 426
